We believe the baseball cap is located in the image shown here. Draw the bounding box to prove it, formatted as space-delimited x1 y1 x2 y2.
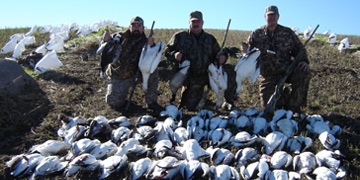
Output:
265 5 279 15
190 11 203 21
130 16 144 25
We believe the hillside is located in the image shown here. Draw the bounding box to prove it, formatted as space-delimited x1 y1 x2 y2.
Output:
0 27 360 179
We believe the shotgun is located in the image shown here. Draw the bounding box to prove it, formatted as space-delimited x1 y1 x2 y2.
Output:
125 21 155 112
264 24 319 119
196 19 231 110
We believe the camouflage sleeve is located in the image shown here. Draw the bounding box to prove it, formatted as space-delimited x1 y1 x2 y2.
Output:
291 33 309 64
164 32 180 62
211 35 222 64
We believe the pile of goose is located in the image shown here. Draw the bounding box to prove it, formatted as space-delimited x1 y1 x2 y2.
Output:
5 105 346 180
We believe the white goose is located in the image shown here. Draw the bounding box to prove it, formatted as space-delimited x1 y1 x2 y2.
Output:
234 48 260 95
270 151 293 169
169 60 190 103
131 157 152 180
251 116 268 135
63 153 100 177
115 138 140 156
318 131 341 150
111 126 131 144
29 155 68 179
260 131 288 155
292 151 317 175
239 161 260 180
269 115 298 137
173 126 188 146
147 156 185 179
182 160 210 180
315 149 344 170
207 147 235 165
286 136 313 154
6 153 44 178
234 147 261 169
208 128 232 147
89 140 118 159
208 63 228 108
108 115 132 128
28 139 70 156
210 164 240 180
180 139 209 161
99 154 128 179
160 104 183 121
230 131 259 148
138 41 165 92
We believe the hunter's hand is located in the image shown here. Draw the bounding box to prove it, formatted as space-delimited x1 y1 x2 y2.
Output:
174 52 183 61
147 37 155 47
297 61 310 72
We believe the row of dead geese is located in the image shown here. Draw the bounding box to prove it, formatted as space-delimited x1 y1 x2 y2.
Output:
5 105 346 179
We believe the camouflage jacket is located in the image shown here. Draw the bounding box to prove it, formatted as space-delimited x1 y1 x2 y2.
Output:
111 29 147 79
164 29 221 79
247 24 309 76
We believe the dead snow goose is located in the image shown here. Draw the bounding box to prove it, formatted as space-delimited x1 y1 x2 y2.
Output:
131 157 152 180
230 131 259 148
318 131 341 150
208 128 232 147
234 147 261 169
147 156 185 179
85 115 112 139
180 139 210 161
111 126 131 144
169 60 190 103
63 153 100 177
210 164 240 180
108 115 132 128
89 140 118 160
206 147 235 165
293 151 317 175
98 154 128 179
28 139 70 156
315 149 344 171
286 136 313 154
208 63 228 108
269 115 298 137
259 131 288 155
182 160 210 180
6 153 44 178
234 48 260 95
29 155 69 179
12 40 25 58
270 151 293 169
173 126 188 146
138 41 165 92
98 35 121 78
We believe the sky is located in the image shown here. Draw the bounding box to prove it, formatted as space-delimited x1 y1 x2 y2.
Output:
1 0 358 36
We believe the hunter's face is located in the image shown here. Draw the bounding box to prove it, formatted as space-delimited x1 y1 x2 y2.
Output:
129 23 144 35
189 19 204 34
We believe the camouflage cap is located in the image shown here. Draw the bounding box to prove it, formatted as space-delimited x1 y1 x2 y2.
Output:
190 11 203 21
130 16 144 25
265 5 279 15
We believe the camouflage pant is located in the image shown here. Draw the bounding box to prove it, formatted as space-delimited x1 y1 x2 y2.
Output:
259 68 311 110
222 64 238 104
179 74 209 111
105 69 159 108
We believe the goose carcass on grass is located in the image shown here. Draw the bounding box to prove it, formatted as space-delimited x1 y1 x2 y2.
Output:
208 63 228 108
234 48 260 95
138 41 165 92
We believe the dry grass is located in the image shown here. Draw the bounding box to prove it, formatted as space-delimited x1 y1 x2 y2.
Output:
0 26 360 179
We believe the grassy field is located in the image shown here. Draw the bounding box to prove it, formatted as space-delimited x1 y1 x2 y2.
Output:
0 26 360 179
